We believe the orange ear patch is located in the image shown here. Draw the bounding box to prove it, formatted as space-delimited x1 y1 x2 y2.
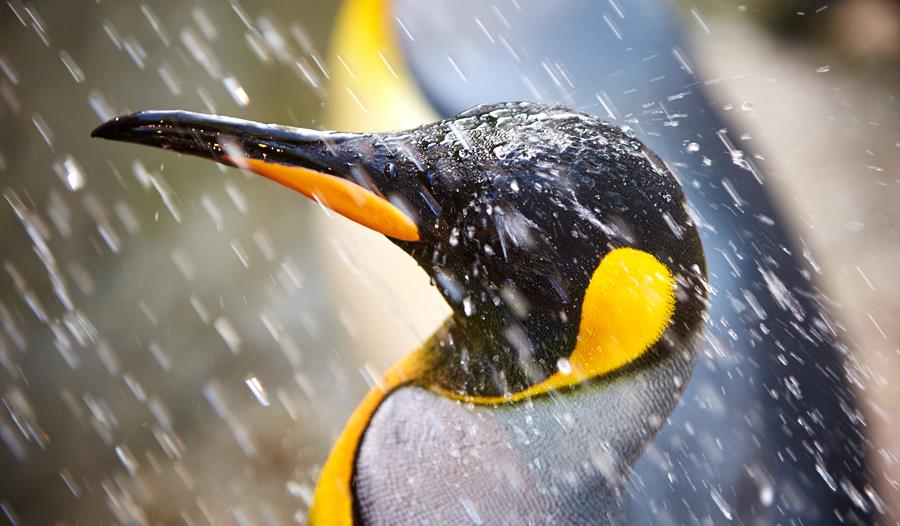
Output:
563 247 676 379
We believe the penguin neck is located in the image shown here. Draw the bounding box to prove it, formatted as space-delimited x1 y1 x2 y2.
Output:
418 303 576 397
397 238 583 397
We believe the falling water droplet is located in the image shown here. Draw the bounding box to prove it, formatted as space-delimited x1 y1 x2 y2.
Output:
244 374 271 407
223 76 250 106
58 50 85 83
710 488 733 520
463 296 474 316
52 155 86 191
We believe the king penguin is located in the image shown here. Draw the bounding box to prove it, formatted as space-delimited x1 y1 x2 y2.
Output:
92 101 708 524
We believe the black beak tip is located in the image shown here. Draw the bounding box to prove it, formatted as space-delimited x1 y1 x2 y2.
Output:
91 117 123 139
91 113 150 140
91 111 175 140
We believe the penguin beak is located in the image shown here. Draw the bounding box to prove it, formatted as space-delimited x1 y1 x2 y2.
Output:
91 111 421 241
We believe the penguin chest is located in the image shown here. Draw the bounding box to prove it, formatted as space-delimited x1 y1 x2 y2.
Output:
352 347 688 525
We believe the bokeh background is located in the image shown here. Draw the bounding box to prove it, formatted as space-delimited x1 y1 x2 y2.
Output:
0 1 897 524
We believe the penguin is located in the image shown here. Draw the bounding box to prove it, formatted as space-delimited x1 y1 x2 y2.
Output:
92 101 708 524
320 2 878 524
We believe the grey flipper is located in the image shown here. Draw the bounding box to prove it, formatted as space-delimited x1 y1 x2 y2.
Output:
353 339 696 525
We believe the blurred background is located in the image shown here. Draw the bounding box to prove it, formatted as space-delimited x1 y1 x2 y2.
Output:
0 0 897 524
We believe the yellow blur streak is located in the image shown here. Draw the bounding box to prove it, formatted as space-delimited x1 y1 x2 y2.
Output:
325 0 436 133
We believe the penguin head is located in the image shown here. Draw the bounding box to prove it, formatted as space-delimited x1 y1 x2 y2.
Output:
92 101 707 398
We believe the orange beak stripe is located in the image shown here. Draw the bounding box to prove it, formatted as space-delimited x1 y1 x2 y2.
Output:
228 156 421 242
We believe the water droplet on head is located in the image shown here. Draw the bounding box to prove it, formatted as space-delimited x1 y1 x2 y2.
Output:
448 227 460 247
462 296 474 316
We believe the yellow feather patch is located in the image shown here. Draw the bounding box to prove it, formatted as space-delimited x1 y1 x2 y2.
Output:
565 247 676 379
